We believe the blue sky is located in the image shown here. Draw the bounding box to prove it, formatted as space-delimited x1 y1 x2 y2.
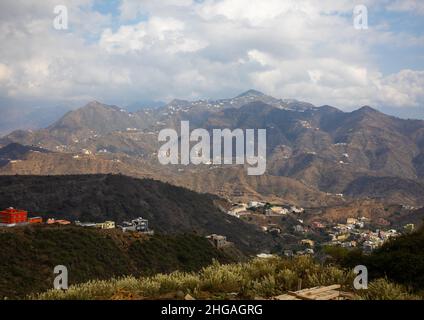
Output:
0 0 423 118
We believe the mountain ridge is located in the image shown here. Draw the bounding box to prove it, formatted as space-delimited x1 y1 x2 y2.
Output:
1 91 424 207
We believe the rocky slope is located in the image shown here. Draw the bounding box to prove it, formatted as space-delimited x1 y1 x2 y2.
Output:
1 91 424 206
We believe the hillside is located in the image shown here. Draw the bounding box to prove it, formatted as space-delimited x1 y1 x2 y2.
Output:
326 224 424 292
0 226 240 299
0 142 50 159
0 174 281 253
344 176 424 205
1 93 424 206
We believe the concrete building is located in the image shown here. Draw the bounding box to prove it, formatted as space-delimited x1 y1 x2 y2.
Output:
28 217 43 224
0 207 27 225
75 221 97 228
96 221 115 229
206 234 230 249
119 217 152 233
47 218 71 225
347 218 358 225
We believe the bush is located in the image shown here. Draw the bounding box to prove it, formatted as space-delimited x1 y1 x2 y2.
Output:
357 279 420 300
32 256 420 300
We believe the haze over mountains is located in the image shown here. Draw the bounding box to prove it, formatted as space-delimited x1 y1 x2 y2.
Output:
1 90 424 207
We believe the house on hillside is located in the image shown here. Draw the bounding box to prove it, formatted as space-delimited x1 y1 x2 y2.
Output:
227 204 248 216
347 218 358 225
266 206 289 216
206 234 231 249
28 217 43 224
291 206 305 214
118 217 153 234
96 221 115 229
0 207 29 227
75 221 97 228
248 201 265 208
47 218 71 225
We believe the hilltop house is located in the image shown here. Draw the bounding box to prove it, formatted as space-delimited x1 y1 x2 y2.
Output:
291 206 305 214
28 217 43 224
0 207 44 228
96 221 115 230
347 218 358 225
47 218 71 225
75 221 97 228
248 201 265 208
266 206 289 216
118 217 153 234
0 207 28 227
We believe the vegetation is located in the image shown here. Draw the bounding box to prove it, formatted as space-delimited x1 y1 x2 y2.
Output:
0 225 236 299
0 174 280 253
32 255 418 300
324 223 424 293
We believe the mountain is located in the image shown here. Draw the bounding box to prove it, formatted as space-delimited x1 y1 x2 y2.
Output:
344 176 424 205
0 143 50 159
236 89 266 98
0 143 50 167
1 91 424 206
49 101 147 134
0 103 73 136
0 174 283 253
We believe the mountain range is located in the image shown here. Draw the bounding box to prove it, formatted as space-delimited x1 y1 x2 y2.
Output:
1 90 424 207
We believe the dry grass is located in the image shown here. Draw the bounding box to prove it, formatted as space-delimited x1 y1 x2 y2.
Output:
31 256 420 300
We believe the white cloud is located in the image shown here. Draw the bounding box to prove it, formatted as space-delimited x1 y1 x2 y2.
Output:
375 70 424 107
100 17 207 54
0 64 12 82
387 0 424 15
0 0 423 113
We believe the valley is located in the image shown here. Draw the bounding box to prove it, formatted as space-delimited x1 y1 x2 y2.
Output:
1 91 424 301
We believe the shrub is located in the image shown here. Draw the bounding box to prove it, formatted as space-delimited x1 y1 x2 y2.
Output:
31 257 420 300
357 279 420 300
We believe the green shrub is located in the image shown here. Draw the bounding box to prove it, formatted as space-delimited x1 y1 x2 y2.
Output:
357 279 420 300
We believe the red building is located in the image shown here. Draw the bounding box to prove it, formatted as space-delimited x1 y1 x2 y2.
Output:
28 217 43 224
0 207 28 225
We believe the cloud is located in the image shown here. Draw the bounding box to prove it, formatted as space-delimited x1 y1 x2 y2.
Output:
386 0 424 15
100 17 208 54
0 0 423 113
376 70 424 107
0 64 12 82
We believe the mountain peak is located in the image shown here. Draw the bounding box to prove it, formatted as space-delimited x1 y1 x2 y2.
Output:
83 100 109 109
354 106 382 116
236 89 265 98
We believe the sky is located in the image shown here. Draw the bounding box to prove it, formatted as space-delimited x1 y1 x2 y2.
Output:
0 0 423 118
